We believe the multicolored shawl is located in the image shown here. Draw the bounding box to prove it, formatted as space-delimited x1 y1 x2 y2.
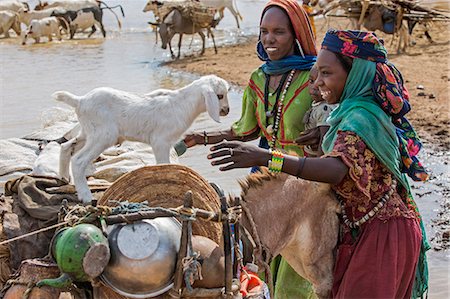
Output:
257 0 317 75
321 30 429 299
322 29 428 181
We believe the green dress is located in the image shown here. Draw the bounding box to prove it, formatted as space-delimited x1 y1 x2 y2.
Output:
232 68 312 156
233 68 316 298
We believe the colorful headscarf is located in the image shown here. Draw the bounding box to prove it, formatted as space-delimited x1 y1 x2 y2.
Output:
322 29 428 182
257 0 317 75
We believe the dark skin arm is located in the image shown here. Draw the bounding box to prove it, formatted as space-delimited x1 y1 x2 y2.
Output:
183 129 260 148
207 141 348 185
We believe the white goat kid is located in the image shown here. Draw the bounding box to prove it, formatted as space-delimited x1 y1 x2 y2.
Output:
53 75 230 203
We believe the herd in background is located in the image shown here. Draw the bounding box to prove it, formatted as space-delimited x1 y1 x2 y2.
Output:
0 0 243 57
309 0 449 52
1 0 449 54
0 0 124 44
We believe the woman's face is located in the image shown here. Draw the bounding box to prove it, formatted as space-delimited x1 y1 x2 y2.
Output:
260 7 295 61
315 49 349 104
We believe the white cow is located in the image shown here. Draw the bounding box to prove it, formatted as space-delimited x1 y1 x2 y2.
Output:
0 10 21 37
0 0 29 12
18 7 64 26
143 0 242 28
34 0 99 11
22 16 62 44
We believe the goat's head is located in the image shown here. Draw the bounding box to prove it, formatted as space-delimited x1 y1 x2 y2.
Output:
198 75 230 123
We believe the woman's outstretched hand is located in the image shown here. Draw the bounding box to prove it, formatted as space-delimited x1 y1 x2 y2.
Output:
183 133 204 148
207 141 270 171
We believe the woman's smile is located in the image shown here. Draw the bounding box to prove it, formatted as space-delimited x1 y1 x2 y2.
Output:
319 88 332 101
265 47 278 53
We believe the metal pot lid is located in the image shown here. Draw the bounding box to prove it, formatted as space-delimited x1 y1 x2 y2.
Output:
100 218 181 298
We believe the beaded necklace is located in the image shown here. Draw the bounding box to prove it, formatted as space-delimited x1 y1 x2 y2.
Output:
340 180 397 229
267 69 296 149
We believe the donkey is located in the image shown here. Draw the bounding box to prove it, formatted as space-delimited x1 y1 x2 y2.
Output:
150 8 218 59
237 170 340 298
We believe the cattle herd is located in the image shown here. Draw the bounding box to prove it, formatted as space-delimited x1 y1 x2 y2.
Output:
0 0 127 44
0 0 241 56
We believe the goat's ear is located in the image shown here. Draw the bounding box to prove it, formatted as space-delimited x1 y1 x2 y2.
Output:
202 86 221 123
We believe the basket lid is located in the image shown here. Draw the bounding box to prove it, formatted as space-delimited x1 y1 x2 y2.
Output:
99 164 223 244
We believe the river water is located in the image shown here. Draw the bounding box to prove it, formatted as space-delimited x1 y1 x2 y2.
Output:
0 0 448 297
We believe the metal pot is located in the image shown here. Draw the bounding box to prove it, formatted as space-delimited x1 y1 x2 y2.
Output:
100 217 181 298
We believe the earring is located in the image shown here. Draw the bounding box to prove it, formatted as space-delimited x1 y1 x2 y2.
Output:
296 39 305 58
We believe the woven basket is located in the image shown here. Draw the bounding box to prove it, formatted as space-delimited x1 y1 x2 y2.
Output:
187 6 216 28
99 164 223 245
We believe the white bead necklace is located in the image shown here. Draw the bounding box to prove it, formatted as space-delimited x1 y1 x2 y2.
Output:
268 69 296 149
341 180 397 228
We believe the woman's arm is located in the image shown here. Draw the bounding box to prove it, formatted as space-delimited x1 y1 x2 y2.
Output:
183 129 260 148
208 141 348 184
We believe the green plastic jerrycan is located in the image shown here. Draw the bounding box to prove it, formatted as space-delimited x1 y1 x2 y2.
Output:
37 223 110 289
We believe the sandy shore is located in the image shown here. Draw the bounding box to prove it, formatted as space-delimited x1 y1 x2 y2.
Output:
164 18 450 151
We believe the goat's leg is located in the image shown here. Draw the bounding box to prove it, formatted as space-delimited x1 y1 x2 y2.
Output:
71 139 109 203
99 22 106 38
168 32 175 59
208 28 217 54
88 25 97 38
398 24 408 53
198 31 205 55
70 25 76 39
151 143 171 164
59 136 86 182
177 33 183 59
226 6 240 29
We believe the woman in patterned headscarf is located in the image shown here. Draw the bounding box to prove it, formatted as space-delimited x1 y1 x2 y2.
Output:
181 2 318 297
208 30 429 299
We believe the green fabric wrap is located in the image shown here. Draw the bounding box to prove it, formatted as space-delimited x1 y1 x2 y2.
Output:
322 59 429 298
232 68 312 156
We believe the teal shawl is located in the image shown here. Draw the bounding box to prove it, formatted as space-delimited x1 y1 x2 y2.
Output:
322 59 430 298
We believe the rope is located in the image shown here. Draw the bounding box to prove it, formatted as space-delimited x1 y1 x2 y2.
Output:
0 221 68 246
22 282 35 299
182 254 203 291
240 201 274 298
0 204 113 246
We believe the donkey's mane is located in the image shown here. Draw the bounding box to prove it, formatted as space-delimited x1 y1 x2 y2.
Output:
239 168 283 197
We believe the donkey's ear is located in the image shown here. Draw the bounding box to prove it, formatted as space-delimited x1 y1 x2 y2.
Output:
202 85 220 123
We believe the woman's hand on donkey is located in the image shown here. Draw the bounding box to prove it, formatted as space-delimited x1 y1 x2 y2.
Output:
208 141 271 171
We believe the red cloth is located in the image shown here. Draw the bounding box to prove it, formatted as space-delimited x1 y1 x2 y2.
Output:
262 0 317 56
324 131 423 298
332 217 422 299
